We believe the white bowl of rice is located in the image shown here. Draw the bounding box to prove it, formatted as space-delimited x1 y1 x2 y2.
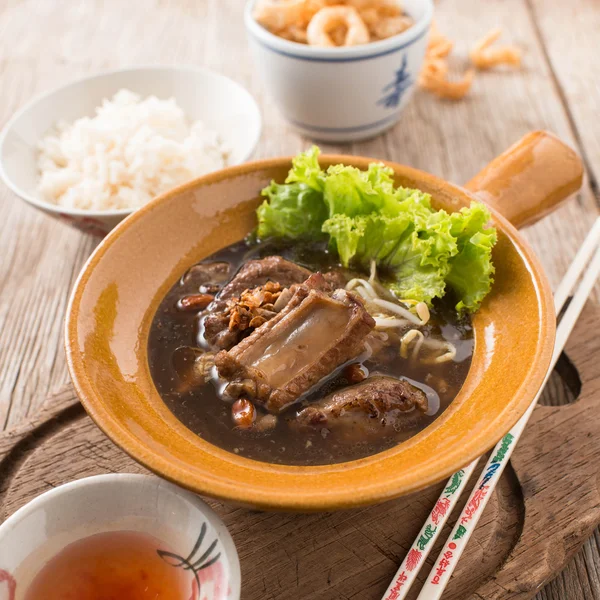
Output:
0 66 262 235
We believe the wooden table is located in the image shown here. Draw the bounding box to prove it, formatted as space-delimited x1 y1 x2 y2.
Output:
0 0 598 597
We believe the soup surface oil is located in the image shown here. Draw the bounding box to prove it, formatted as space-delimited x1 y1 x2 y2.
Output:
23 530 192 600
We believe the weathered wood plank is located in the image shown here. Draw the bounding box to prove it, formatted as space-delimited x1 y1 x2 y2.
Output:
526 0 600 200
0 0 597 427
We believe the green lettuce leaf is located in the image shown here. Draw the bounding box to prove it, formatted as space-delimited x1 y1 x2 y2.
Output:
256 181 327 241
285 146 325 192
322 213 408 268
321 214 368 266
385 210 457 304
446 203 497 312
255 147 498 312
323 162 422 218
323 165 383 217
323 209 457 305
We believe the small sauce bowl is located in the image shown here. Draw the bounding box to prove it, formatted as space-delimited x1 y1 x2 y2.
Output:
0 66 262 236
0 474 241 600
244 0 433 142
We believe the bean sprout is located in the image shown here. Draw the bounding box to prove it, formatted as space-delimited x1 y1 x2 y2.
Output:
421 342 457 364
347 278 378 299
347 270 430 326
374 316 411 329
369 259 377 285
421 337 453 349
400 329 425 360
372 298 422 325
400 298 418 306
346 262 455 365
399 331 457 364
357 285 376 301
416 302 430 325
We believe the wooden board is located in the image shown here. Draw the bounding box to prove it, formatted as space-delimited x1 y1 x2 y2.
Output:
1 304 598 600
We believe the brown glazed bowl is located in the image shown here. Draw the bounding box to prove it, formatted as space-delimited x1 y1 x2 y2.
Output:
66 131 583 511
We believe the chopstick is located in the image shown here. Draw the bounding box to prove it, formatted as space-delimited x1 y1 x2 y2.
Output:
381 216 600 600
418 246 600 599
380 464 478 599
553 218 600 312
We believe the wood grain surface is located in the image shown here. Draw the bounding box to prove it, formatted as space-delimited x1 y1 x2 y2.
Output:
0 0 598 597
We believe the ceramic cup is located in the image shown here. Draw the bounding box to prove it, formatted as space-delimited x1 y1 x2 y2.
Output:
244 0 433 142
0 474 241 600
0 66 262 236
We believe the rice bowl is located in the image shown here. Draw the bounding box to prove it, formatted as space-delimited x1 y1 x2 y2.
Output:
37 89 230 212
0 66 262 235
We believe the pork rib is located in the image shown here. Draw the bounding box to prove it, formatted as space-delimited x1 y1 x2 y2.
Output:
215 285 375 413
203 256 312 350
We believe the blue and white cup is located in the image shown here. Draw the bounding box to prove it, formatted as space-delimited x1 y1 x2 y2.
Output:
245 0 433 142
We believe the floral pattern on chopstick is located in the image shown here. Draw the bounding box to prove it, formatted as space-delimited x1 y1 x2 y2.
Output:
382 467 470 600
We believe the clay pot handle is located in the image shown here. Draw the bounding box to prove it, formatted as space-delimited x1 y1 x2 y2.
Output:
465 131 584 229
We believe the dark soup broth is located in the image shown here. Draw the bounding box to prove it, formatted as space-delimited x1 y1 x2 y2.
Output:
148 239 473 466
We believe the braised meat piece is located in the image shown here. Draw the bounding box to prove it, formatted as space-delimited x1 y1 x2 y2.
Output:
181 261 230 294
201 311 236 350
322 268 349 290
202 258 346 351
182 261 231 288
203 256 312 350
215 256 311 309
171 346 215 395
295 375 428 442
215 284 375 413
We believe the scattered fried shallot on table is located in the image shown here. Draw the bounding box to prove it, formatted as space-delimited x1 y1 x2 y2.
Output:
470 27 522 70
418 22 522 100
419 64 475 100
418 21 475 100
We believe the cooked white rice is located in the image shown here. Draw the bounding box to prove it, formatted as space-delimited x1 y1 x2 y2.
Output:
37 89 230 211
